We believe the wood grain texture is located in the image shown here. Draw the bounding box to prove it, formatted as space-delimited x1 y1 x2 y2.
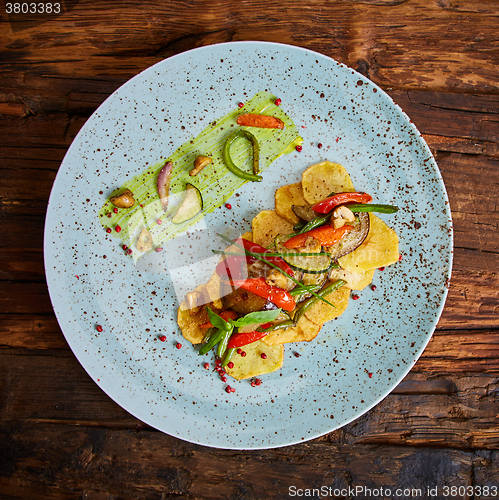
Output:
0 0 498 496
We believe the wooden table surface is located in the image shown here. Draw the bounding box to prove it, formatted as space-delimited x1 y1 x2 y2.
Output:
1 1 498 498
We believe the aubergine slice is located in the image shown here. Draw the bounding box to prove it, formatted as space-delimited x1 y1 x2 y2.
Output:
325 212 370 260
291 204 316 222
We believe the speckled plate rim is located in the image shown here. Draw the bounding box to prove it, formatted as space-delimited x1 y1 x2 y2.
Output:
44 41 453 449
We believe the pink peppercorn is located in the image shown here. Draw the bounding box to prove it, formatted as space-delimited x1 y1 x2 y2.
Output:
255 378 262 386
175 342 182 349
274 97 282 106
378 266 385 271
295 145 302 152
122 244 128 250
156 219 162 225
260 353 267 359
371 285 377 291
238 102 244 108
293 352 301 358
203 362 210 370
106 228 112 233
318 143 323 148
155 247 163 252
236 348 242 354
96 325 103 332
113 207 118 213
221 376 227 382
115 225 121 233
126 248 132 255
368 372 373 378
225 385 233 393
399 253 403 261
225 203 232 209
227 361 234 369
159 335 166 342
352 294 360 300
240 351 246 357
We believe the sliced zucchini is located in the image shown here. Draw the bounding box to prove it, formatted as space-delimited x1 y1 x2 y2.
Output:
172 183 203 224
274 235 334 274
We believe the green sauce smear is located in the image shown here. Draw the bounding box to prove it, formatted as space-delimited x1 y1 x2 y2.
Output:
98 91 302 256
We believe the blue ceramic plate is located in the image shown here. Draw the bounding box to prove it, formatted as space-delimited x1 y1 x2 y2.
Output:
44 42 452 449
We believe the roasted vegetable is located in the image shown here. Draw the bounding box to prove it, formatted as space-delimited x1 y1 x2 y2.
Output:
171 183 203 224
157 161 173 211
110 189 135 208
236 113 284 129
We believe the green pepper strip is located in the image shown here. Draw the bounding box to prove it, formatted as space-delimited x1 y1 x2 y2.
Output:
293 279 346 323
215 234 335 308
221 347 236 368
347 203 399 214
199 328 225 355
217 327 234 358
223 130 262 182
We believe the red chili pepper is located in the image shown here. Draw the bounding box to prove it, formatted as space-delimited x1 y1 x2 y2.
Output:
312 192 373 214
283 225 353 249
215 254 255 281
199 310 238 329
230 278 296 311
240 238 294 277
227 323 273 349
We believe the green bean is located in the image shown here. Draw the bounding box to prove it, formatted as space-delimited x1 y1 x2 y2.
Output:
216 327 234 358
198 328 224 355
257 320 295 332
293 279 346 323
289 284 321 298
212 249 331 258
347 203 398 214
296 214 331 234
221 347 236 368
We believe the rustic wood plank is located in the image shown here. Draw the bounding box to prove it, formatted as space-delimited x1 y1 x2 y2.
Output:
1 0 498 92
0 420 491 499
0 348 497 449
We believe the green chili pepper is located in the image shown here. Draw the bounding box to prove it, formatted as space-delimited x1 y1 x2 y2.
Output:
199 328 224 355
221 347 236 368
223 130 262 182
293 279 346 323
347 203 399 214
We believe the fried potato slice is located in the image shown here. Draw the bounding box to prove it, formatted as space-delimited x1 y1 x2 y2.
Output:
263 315 323 345
329 267 375 291
225 341 284 380
177 304 209 345
241 231 253 241
177 273 223 344
275 183 307 224
301 161 355 204
251 209 294 248
338 214 399 272
304 284 350 325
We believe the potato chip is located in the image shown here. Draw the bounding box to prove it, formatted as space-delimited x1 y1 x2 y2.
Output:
225 341 284 380
275 183 307 224
251 209 294 248
301 161 355 204
329 267 375 291
241 231 252 241
304 284 350 325
263 315 322 345
338 214 399 272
